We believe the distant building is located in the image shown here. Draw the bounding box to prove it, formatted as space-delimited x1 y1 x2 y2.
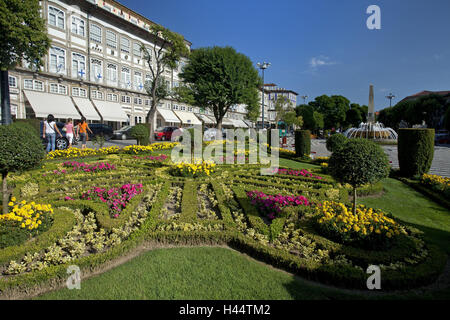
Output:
399 90 450 103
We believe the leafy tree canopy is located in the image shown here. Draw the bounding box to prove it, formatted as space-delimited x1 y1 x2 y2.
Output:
180 46 260 128
0 0 50 70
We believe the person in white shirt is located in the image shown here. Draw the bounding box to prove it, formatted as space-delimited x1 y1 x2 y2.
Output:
42 114 62 153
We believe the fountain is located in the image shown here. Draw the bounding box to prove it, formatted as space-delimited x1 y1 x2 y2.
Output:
343 85 398 141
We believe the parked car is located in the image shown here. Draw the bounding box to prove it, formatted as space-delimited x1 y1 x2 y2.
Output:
154 126 179 141
113 125 133 140
88 123 114 141
435 130 450 144
40 121 78 150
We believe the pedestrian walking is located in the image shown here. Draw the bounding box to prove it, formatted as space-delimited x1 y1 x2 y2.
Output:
76 117 93 149
43 114 62 153
64 118 76 148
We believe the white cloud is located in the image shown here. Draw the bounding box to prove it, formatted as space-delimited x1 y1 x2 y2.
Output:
309 55 336 68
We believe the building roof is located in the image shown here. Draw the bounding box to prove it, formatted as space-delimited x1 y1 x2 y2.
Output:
261 83 299 96
399 90 450 103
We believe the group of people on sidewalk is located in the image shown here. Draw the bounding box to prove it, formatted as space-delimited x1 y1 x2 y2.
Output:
42 114 93 153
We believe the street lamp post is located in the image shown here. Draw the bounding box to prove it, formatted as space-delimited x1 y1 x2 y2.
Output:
301 95 308 104
257 62 271 129
386 93 396 107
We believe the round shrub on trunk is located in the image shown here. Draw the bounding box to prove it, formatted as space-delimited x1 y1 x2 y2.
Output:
398 128 435 177
326 133 348 152
328 138 390 213
130 124 150 146
295 130 311 157
0 123 45 214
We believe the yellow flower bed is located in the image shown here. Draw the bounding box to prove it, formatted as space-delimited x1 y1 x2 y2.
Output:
315 201 407 247
46 146 120 160
123 142 179 154
172 160 216 177
421 174 450 189
0 197 54 231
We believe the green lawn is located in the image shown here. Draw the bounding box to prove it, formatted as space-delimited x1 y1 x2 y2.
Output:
359 178 450 254
36 247 355 300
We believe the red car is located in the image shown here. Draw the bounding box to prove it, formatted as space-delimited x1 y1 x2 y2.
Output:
154 126 179 141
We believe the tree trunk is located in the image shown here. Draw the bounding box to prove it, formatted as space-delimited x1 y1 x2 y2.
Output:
216 120 222 140
1 70 12 125
2 173 8 215
147 106 157 144
353 186 357 215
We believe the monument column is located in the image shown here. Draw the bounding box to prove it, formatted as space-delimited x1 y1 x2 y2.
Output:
368 84 375 123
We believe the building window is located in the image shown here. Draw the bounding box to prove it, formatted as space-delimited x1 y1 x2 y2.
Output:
72 53 86 79
120 37 130 53
134 97 142 105
24 79 44 91
50 83 67 95
173 104 179 110
121 67 131 87
107 93 118 102
107 63 117 82
188 107 193 112
48 6 65 29
49 46 66 74
71 16 85 36
121 95 131 104
180 106 186 111
134 72 143 91
133 42 141 56
91 59 103 82
106 30 117 49
8 76 17 88
90 24 102 43
72 87 87 98
144 99 150 106
91 90 103 100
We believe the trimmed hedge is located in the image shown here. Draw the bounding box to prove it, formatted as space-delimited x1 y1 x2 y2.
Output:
398 129 435 177
295 130 311 157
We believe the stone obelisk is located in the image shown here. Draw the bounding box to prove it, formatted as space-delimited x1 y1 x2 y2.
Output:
368 84 375 123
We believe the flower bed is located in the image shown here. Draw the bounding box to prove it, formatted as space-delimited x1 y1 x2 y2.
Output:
0 198 54 249
67 184 143 218
62 161 116 173
132 154 168 162
247 190 310 220
123 142 178 155
46 146 120 160
314 201 407 249
171 161 216 178
421 174 450 198
272 168 323 180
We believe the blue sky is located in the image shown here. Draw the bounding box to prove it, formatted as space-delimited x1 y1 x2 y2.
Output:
121 0 450 111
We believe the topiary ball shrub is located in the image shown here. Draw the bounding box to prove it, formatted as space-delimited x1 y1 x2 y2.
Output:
295 130 311 158
328 139 390 213
130 124 150 146
398 129 435 178
326 133 348 152
0 123 45 214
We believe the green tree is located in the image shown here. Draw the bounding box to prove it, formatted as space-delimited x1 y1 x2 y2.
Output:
309 95 349 130
140 25 190 142
0 123 45 214
0 0 50 125
328 139 389 215
180 46 260 130
284 111 303 129
444 106 450 131
346 107 363 127
296 104 323 132
273 95 293 128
